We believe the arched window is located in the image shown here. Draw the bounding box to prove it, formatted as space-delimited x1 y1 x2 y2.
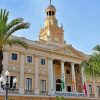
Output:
47 12 48 16
52 11 54 16
56 79 61 83
49 11 51 16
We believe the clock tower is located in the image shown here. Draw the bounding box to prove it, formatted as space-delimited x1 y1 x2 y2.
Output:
39 2 64 45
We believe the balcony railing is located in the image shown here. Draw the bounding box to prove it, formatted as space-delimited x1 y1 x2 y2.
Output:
40 91 48 95
25 89 34 95
49 91 86 97
89 94 95 98
9 89 19 94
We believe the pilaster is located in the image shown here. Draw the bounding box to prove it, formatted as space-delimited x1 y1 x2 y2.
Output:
34 55 39 95
48 58 54 92
71 63 76 92
2 51 9 75
61 60 66 91
19 54 25 94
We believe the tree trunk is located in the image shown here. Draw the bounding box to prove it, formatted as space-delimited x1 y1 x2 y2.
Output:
0 49 3 74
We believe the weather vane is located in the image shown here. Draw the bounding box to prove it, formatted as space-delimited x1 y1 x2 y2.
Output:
50 0 52 5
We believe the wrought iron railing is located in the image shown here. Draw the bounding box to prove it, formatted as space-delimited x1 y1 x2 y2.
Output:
89 94 95 98
49 91 86 97
9 89 19 94
25 89 34 95
40 91 48 95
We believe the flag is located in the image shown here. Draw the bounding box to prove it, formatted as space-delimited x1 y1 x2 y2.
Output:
61 75 65 91
83 82 87 95
72 79 75 91
72 75 76 91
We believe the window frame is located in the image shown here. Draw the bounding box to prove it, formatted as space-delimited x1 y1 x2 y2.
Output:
66 69 70 74
11 53 18 61
41 58 46 65
27 56 32 63
26 78 32 90
88 85 92 94
40 80 46 91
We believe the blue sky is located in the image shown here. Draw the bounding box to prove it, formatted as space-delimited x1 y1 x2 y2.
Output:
0 0 100 54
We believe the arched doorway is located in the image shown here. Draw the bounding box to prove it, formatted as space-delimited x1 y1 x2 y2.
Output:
56 79 61 91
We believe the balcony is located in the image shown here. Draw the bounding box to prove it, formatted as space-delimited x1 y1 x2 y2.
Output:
25 89 34 95
9 89 19 94
40 91 48 95
89 94 95 98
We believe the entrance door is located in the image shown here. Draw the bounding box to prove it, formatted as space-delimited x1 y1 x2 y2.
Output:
56 84 61 91
67 86 71 92
56 79 61 91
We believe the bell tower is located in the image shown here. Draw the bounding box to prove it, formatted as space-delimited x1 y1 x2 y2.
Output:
39 1 64 45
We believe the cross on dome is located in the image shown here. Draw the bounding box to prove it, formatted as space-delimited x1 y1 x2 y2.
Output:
50 0 52 5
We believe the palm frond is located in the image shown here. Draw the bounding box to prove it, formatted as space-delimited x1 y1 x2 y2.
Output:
93 44 100 54
0 9 9 25
0 9 30 74
3 18 24 37
4 23 30 40
81 45 100 78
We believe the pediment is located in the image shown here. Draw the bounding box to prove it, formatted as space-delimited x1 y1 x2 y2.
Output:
53 45 86 58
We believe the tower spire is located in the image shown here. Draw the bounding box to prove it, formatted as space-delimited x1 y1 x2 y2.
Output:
50 0 51 5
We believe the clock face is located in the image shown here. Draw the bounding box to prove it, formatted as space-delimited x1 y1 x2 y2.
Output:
54 36 59 42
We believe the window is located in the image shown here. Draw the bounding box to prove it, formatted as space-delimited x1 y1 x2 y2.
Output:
52 11 54 16
49 11 51 16
75 67 80 74
40 80 46 91
97 86 100 96
66 69 70 74
26 78 32 90
10 76 16 88
41 59 45 65
12 53 17 60
88 85 92 94
67 86 71 92
47 12 48 16
27 56 32 63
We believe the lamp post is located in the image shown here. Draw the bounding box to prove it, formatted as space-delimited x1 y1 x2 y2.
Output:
0 70 17 100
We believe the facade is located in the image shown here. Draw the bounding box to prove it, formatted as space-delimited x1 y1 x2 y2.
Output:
1 2 100 98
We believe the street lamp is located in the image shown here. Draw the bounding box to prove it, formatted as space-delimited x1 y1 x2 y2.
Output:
0 70 17 100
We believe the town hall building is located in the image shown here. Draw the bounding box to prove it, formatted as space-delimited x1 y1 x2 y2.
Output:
1 1 100 99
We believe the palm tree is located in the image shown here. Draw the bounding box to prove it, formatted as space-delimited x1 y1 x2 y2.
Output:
81 45 100 96
0 9 30 75
81 44 100 78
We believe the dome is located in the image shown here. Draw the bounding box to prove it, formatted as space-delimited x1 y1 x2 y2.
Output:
46 5 56 11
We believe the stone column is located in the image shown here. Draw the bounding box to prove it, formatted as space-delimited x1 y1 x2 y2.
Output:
81 66 89 97
1 51 9 92
81 67 85 93
61 61 66 91
71 63 76 92
2 51 9 75
19 54 25 94
93 80 98 98
48 58 54 92
53 64 56 91
34 56 39 95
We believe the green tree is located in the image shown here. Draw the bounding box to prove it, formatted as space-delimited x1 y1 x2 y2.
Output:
81 45 100 95
0 9 30 75
81 44 100 78
56 96 65 100
56 96 60 100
